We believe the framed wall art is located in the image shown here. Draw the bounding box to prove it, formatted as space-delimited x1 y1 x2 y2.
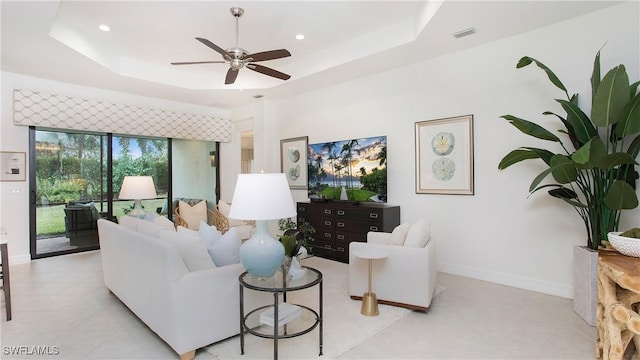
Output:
280 136 308 189
0 151 26 182
415 115 474 195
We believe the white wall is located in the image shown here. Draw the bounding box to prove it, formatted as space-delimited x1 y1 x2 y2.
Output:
233 2 640 298
0 72 229 264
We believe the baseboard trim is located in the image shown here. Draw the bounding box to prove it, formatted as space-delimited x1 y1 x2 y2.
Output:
437 262 572 299
10 254 31 265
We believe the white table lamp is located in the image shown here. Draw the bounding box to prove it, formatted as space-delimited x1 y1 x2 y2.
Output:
229 173 296 277
119 176 158 218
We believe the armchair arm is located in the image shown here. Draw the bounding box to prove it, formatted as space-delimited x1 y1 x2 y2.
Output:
367 231 392 245
214 209 230 234
174 208 188 228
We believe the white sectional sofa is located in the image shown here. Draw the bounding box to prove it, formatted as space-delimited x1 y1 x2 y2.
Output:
97 217 270 360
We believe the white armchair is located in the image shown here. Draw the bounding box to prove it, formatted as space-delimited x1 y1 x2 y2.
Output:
349 219 437 311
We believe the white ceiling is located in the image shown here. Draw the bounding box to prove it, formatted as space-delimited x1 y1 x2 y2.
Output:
1 1 621 109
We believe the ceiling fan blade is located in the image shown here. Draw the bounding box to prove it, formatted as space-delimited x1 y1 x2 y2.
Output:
171 61 226 65
225 68 239 85
195 37 229 58
245 49 291 62
247 64 291 81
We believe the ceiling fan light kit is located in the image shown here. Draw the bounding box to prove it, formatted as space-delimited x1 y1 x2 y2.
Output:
171 7 291 85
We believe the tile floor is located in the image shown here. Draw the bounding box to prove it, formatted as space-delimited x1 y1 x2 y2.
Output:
0 250 596 359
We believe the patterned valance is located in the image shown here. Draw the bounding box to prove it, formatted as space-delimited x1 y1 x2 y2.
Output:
13 89 232 142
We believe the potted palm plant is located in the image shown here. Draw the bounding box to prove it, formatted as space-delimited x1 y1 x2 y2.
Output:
498 50 640 325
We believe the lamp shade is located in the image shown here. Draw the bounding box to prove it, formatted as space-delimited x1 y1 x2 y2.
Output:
118 176 157 200
229 173 296 221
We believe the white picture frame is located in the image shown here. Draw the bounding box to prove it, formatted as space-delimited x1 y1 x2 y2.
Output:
415 115 474 195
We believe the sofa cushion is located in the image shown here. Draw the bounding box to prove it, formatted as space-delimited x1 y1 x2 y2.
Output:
389 223 410 246
179 200 207 230
403 220 431 248
159 230 215 271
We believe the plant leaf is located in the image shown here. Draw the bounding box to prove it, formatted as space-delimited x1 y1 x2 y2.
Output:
556 99 597 144
548 186 577 199
626 134 640 159
544 111 581 149
516 56 567 93
572 137 606 168
592 65 630 127
550 155 578 183
605 180 639 209
599 152 637 169
528 158 576 191
500 115 561 142
498 148 555 169
614 91 640 137
591 50 601 101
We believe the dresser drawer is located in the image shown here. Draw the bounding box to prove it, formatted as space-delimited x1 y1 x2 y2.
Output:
335 207 383 222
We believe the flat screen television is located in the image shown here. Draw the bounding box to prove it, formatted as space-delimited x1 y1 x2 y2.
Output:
307 135 387 203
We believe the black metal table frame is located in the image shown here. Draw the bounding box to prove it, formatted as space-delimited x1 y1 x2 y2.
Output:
239 266 323 360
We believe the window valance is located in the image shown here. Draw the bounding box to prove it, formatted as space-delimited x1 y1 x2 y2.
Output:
13 89 231 142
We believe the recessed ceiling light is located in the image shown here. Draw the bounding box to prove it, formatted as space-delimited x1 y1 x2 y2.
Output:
98 24 111 32
295 34 305 40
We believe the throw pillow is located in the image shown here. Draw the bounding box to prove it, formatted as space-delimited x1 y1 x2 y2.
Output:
119 215 143 231
177 226 199 238
198 220 222 248
153 215 176 231
404 220 431 248
144 212 159 221
159 230 215 271
208 227 241 267
389 223 410 246
137 219 165 238
179 200 207 230
218 200 246 227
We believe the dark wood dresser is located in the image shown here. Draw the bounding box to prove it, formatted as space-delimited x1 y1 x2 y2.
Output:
297 201 400 263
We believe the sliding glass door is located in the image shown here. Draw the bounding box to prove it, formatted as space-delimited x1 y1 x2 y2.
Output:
112 135 169 219
30 129 170 258
31 130 107 256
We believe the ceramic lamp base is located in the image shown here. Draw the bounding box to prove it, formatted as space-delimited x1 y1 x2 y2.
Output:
239 220 285 277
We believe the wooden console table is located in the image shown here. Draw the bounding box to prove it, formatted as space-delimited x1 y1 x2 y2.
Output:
597 249 640 359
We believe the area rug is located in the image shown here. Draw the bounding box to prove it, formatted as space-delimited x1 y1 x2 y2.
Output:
204 256 412 359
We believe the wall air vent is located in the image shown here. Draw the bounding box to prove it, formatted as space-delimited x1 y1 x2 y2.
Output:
453 27 476 39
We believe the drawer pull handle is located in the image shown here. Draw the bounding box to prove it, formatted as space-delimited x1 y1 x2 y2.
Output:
369 226 379 231
369 213 379 219
337 235 345 240
299 207 306 212
324 244 332 249
299 217 306 223
337 247 344 252
324 233 332 238
337 222 345 228
324 221 332 226
324 209 332 215
337 210 345 215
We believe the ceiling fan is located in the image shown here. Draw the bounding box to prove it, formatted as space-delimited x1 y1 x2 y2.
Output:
171 7 291 85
